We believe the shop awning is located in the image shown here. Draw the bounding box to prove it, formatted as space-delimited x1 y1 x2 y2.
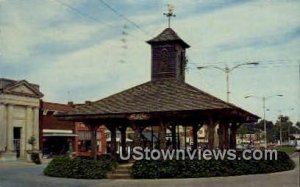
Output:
42 129 77 137
43 133 77 137
106 138 133 142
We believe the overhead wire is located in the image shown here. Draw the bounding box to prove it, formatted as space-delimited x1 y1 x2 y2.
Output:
96 0 153 37
51 0 115 28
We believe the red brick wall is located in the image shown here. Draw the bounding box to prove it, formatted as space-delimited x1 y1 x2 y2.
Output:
74 122 107 156
39 101 75 151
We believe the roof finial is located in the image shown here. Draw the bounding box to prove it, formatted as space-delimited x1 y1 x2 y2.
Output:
163 4 175 28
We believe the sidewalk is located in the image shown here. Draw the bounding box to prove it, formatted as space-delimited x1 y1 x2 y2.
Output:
0 157 52 169
0 160 36 169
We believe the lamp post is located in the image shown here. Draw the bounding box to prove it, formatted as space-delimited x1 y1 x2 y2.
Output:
245 94 283 148
278 108 294 145
197 62 259 102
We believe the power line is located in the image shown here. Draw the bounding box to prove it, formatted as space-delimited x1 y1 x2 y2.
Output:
51 0 115 28
96 0 152 37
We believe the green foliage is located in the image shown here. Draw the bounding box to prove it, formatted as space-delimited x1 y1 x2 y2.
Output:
44 156 117 179
276 145 296 155
131 151 295 179
27 136 36 147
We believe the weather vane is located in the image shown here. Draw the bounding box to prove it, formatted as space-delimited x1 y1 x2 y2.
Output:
163 4 175 28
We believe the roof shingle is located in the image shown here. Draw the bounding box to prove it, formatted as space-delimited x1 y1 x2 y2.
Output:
64 80 254 117
147 28 190 48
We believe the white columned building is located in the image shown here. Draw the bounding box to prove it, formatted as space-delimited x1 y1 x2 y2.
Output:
0 79 43 161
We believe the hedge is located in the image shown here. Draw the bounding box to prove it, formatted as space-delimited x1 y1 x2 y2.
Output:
44 156 117 179
131 151 295 179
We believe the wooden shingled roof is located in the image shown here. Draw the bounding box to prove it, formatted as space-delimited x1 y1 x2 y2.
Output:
147 28 190 48
61 79 257 118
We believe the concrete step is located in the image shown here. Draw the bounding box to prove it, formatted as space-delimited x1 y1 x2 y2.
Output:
106 163 133 179
107 173 132 179
117 164 132 169
113 169 130 174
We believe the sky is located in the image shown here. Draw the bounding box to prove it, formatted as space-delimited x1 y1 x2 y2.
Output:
0 0 299 123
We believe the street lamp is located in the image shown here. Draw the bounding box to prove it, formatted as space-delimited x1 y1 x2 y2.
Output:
244 94 283 148
278 108 294 145
266 108 294 145
197 62 259 102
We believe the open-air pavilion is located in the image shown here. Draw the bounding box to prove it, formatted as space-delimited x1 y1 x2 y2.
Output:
57 27 258 159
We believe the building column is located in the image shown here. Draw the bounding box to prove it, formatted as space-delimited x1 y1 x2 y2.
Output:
0 104 7 152
33 107 39 149
7 105 14 152
25 107 33 151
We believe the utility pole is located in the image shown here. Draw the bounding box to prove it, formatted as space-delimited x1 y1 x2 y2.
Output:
198 62 259 102
263 96 267 148
279 115 282 145
245 94 283 148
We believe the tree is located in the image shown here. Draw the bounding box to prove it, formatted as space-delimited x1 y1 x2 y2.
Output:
28 136 36 151
237 124 248 144
295 122 300 129
274 115 293 143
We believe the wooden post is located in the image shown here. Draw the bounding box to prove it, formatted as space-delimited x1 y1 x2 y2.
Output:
224 123 229 149
184 125 187 150
86 122 100 160
171 125 176 149
110 125 117 158
91 127 97 160
177 125 180 149
131 121 143 147
218 122 224 150
208 116 216 150
151 125 154 149
159 120 167 150
118 126 127 156
192 124 198 150
230 123 238 149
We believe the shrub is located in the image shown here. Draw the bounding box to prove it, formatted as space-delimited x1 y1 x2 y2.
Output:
44 156 117 179
131 151 295 179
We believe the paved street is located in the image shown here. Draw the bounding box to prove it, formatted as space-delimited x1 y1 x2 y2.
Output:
0 155 299 187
